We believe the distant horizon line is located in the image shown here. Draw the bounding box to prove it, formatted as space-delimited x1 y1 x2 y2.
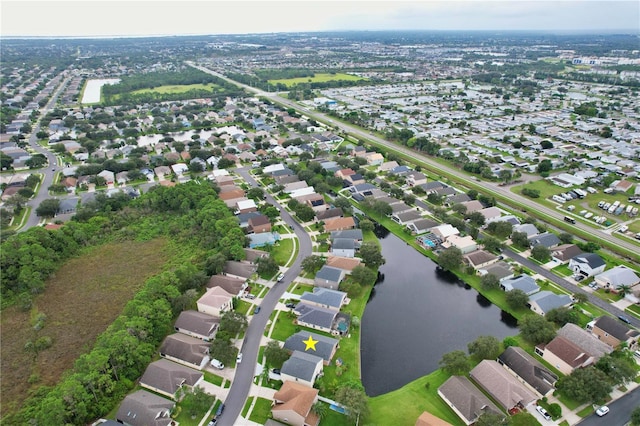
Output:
2 28 639 40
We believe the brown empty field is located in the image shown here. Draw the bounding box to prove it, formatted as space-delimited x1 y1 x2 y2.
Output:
0 238 170 417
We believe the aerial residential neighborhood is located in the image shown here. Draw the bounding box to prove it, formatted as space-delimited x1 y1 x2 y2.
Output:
2 3 640 426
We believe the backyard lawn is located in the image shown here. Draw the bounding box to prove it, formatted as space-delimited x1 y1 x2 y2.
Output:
272 238 296 266
366 369 464 426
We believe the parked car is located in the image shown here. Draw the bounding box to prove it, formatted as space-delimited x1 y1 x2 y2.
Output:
536 405 552 421
595 405 609 416
210 359 224 370
272 368 281 375
207 417 217 426
285 302 296 308
254 306 261 314
237 352 243 364
215 403 225 417
277 273 285 281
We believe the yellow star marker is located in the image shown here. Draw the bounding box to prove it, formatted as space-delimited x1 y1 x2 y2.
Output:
303 335 318 351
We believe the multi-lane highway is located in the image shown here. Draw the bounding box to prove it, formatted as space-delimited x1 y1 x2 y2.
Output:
189 62 640 260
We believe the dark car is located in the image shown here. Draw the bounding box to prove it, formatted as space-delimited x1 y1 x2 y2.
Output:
285 303 296 309
618 315 632 324
254 306 261 314
272 368 281 375
216 403 225 417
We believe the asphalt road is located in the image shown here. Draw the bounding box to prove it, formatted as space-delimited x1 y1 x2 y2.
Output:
576 386 640 426
215 167 313 425
505 247 640 329
189 62 640 258
21 72 72 231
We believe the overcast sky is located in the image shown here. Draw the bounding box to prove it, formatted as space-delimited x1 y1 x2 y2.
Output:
1 1 638 38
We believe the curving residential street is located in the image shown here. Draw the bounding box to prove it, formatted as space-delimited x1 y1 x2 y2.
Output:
216 167 313 425
20 72 72 231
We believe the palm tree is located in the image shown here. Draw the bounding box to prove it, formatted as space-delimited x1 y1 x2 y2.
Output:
311 401 327 420
617 284 632 297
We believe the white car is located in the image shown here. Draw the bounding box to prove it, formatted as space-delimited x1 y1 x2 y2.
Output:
236 352 243 364
536 406 551 421
595 405 609 417
277 273 285 282
210 359 224 370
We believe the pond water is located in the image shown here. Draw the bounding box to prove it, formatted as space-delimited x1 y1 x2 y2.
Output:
360 227 518 396
81 78 120 104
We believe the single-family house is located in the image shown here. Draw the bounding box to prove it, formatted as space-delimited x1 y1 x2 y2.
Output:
323 217 356 232
330 229 363 242
271 381 320 426
196 286 234 317
218 186 246 201
324 256 362 273
497 346 557 397
331 238 356 258
441 235 477 254
460 200 484 213
299 287 347 311
116 390 175 426
528 232 561 249
430 224 460 241
316 208 343 222
207 274 247 296
569 253 607 277
139 359 204 400
223 261 257 280
528 291 573 315
158 333 210 370
552 244 583 263
314 265 345 290
406 171 427 186
366 152 384 166
407 218 439 235
283 331 339 365
248 215 272 233
478 207 502 223
437 376 502 425
248 232 280 248
293 303 339 334
174 310 219 341
478 261 514 282
98 169 115 186
500 275 540 296
280 351 324 387
463 250 499 270
537 323 613 374
392 210 422 225
588 316 639 348
469 360 537 411
594 266 640 290
513 223 539 238
236 199 258 214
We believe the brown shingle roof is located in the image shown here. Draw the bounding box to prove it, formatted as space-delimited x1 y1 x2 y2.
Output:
272 381 319 425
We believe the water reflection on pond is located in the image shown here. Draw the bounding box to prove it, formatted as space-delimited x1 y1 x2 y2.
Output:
361 226 518 396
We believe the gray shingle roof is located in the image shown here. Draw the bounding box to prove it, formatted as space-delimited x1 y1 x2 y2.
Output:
284 331 338 362
315 265 344 282
330 229 363 240
294 303 337 330
594 316 639 341
528 291 572 314
332 238 356 250
140 359 203 397
497 346 557 396
281 350 323 382
557 323 613 358
596 266 640 288
159 333 209 366
528 232 561 248
571 253 606 269
300 287 346 310
470 360 538 410
437 376 502 424
501 275 540 295
174 310 219 338
116 389 174 426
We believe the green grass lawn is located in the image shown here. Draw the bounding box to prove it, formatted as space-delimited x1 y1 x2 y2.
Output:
268 73 365 87
131 83 221 95
366 369 464 426
555 392 582 410
269 311 334 342
204 371 224 386
627 219 640 234
248 397 272 423
173 395 216 426
272 238 295 266
235 299 252 315
551 264 573 277
321 404 352 426
576 405 594 417
625 304 640 318
291 283 314 295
